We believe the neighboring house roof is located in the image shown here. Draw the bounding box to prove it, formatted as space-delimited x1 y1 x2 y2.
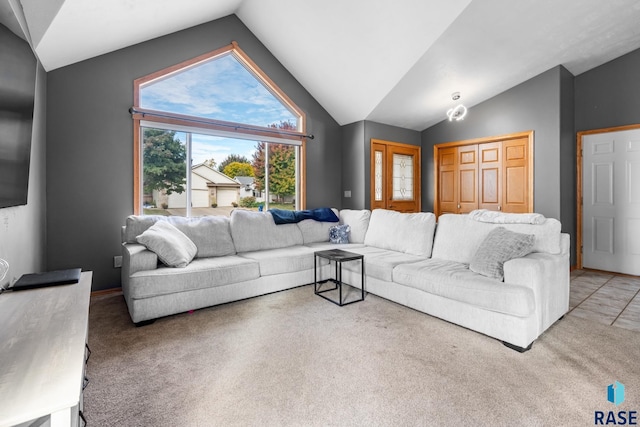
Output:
192 164 240 188
234 176 254 186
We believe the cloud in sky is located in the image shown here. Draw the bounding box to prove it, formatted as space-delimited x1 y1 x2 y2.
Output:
140 53 297 128
191 134 257 166
171 131 257 167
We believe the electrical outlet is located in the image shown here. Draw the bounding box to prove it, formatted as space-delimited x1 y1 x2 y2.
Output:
114 256 123 268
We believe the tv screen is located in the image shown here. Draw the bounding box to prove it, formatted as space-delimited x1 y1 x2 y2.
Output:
0 22 36 208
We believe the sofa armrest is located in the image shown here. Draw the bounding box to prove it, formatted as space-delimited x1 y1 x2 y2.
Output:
122 243 158 277
503 244 570 334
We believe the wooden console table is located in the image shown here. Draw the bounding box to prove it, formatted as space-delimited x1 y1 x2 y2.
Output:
0 271 92 427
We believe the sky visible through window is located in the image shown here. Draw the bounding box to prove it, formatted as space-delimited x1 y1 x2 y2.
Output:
140 53 298 165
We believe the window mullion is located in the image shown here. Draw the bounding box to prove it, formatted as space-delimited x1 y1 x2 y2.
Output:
264 143 270 211
186 132 192 217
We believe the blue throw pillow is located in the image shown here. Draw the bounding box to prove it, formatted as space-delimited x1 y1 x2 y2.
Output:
329 224 350 244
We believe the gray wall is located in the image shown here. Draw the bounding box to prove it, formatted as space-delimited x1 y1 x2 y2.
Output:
341 121 365 209
575 48 640 131
0 12 47 287
341 120 421 209
421 66 575 261
47 15 342 291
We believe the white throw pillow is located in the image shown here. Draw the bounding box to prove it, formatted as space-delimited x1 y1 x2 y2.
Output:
136 221 197 268
469 227 534 281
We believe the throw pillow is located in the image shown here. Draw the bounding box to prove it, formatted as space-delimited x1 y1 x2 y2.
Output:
469 227 534 281
329 224 350 244
136 221 197 268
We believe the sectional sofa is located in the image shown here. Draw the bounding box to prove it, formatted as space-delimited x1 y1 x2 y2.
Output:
121 208 570 351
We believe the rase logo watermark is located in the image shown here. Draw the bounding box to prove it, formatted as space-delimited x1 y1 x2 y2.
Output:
595 381 637 425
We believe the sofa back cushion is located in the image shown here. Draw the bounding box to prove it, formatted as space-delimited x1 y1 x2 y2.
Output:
363 209 436 257
230 209 303 252
296 208 340 244
339 209 371 243
124 215 236 258
432 214 562 264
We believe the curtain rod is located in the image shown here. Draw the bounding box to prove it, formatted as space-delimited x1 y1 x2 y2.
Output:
129 107 314 140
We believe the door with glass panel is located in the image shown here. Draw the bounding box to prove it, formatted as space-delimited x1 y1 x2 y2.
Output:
370 139 421 213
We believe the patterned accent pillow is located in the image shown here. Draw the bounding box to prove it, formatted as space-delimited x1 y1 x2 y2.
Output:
136 221 197 268
329 224 351 244
469 227 534 281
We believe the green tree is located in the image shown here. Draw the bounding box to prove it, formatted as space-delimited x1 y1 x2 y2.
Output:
142 129 186 195
268 144 295 201
223 161 254 178
252 120 297 202
218 154 249 173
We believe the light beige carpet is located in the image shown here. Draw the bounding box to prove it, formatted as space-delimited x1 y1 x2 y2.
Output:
85 285 640 426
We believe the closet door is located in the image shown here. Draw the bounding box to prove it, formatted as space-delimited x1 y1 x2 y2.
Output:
478 142 502 211
457 145 478 213
438 146 458 214
434 131 533 218
502 137 530 213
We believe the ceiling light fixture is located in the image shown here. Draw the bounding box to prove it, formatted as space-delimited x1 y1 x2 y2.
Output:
447 92 467 121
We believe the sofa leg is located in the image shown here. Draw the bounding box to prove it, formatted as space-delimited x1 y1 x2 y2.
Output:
502 341 533 353
134 319 155 327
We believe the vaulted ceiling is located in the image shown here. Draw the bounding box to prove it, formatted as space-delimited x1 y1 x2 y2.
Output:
13 0 640 130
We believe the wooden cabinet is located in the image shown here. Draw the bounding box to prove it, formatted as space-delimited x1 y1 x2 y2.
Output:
434 132 532 217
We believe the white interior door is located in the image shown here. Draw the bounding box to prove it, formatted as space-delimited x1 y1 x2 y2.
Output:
583 129 640 275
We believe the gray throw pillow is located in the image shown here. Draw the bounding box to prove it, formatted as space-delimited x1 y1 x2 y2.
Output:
469 227 534 281
136 221 197 268
329 224 350 244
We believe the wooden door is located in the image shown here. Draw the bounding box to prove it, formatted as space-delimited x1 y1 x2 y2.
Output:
458 145 478 213
438 146 458 214
371 139 421 213
479 142 502 211
502 137 530 213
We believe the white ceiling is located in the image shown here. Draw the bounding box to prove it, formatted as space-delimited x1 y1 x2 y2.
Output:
16 0 640 131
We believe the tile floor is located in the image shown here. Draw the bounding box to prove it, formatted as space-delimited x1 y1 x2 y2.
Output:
568 269 640 332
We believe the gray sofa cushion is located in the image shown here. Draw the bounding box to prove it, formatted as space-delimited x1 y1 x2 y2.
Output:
393 258 535 317
238 246 317 276
296 208 340 244
128 256 260 299
339 209 370 243
124 215 236 258
432 214 562 264
364 209 436 257
469 227 535 281
230 209 303 252
341 246 426 282
136 221 197 268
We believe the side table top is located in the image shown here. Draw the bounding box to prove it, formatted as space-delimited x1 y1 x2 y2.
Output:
0 271 92 427
314 249 363 261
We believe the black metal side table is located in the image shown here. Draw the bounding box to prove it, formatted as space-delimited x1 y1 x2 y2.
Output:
314 249 365 306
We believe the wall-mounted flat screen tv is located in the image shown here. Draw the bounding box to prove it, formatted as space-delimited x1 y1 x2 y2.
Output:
0 21 36 208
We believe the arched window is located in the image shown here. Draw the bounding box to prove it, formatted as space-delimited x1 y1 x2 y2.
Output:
131 42 308 216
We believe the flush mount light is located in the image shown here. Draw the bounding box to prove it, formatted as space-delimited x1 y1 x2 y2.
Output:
447 92 467 121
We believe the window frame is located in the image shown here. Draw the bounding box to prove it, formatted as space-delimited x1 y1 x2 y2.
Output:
132 41 307 215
